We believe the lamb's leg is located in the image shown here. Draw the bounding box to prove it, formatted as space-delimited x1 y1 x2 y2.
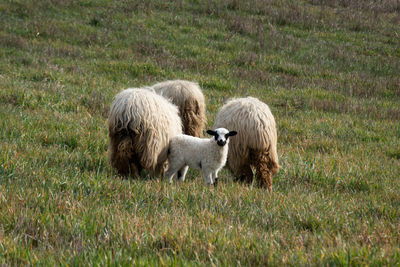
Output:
165 169 177 184
212 170 219 186
153 161 168 179
177 165 189 182
165 162 182 184
202 170 213 185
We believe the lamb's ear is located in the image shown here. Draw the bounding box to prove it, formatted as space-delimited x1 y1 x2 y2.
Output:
207 130 217 136
227 131 237 137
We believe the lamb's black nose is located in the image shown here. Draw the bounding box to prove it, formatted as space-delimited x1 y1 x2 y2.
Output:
217 141 226 146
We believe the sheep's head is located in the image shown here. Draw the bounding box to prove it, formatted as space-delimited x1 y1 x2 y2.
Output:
207 128 237 147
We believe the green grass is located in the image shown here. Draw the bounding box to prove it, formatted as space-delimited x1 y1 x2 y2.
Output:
1 0 400 265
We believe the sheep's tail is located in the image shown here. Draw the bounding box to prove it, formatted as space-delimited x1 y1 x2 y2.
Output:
250 147 280 191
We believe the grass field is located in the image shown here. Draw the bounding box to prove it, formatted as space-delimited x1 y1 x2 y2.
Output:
1 0 400 265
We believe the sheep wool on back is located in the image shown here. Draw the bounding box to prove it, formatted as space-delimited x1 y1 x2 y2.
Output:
108 88 182 177
151 80 206 137
214 97 279 191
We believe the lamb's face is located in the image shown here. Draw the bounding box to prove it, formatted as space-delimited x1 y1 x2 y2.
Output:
207 128 237 147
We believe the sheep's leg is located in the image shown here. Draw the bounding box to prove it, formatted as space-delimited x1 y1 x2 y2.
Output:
177 165 189 182
235 164 253 184
254 151 277 192
255 164 272 191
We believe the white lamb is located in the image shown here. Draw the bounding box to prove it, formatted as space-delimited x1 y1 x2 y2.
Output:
165 128 237 185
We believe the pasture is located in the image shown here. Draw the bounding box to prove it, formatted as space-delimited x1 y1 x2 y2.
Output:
1 0 399 265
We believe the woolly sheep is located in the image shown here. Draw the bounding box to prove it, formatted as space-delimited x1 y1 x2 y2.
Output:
214 97 279 191
165 128 237 185
151 80 206 137
108 88 182 177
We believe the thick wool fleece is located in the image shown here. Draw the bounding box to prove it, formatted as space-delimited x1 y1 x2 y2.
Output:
151 80 206 137
214 97 279 191
108 88 182 177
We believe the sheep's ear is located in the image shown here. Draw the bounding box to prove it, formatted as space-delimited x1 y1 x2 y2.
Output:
207 130 216 136
227 131 237 137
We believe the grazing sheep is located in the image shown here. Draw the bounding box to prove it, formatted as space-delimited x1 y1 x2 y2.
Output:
214 97 279 191
165 128 237 185
108 88 182 177
151 80 206 137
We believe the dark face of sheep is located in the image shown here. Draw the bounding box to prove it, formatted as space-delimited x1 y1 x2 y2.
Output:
207 128 237 147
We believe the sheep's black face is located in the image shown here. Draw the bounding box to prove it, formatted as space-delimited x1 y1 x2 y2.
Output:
207 128 237 147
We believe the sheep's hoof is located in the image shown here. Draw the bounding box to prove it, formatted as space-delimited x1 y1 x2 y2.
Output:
213 178 218 187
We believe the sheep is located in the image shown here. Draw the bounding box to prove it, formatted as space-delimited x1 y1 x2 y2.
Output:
213 97 279 191
108 88 182 178
151 80 206 137
165 128 237 185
